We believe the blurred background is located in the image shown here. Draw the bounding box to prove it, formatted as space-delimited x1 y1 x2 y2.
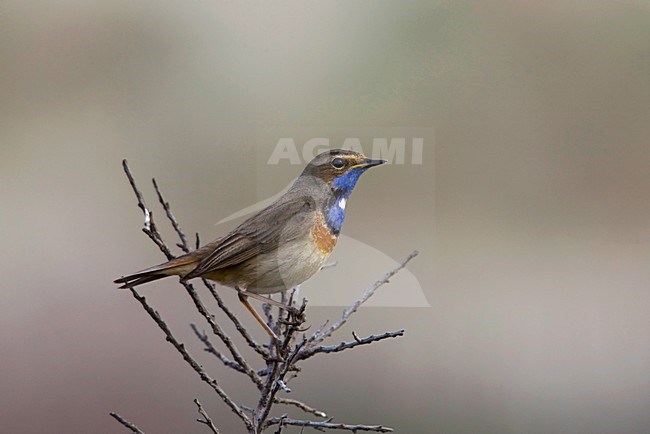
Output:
2 1 650 433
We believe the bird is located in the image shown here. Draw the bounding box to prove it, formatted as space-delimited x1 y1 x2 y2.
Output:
114 149 385 340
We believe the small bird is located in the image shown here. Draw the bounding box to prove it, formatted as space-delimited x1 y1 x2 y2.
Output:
115 149 385 339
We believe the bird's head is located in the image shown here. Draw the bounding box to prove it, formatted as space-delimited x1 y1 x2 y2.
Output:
298 149 385 235
303 149 385 196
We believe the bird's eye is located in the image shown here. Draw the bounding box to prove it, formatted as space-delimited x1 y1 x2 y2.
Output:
331 158 346 169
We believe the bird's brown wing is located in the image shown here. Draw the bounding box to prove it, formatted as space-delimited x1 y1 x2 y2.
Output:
183 194 315 280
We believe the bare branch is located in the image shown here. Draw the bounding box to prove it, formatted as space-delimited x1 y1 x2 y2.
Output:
303 320 329 345
310 251 418 345
299 330 404 360
241 404 256 415
181 280 264 389
110 412 145 434
129 288 254 432
273 418 286 434
276 379 291 393
191 324 245 374
265 418 394 433
275 398 327 418
152 177 190 253
258 366 301 377
256 301 308 427
121 160 174 259
262 301 276 338
194 399 220 434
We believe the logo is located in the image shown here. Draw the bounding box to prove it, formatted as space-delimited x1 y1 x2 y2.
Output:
267 136 425 165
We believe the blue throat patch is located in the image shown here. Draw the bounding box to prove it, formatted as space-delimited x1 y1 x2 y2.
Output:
325 168 367 234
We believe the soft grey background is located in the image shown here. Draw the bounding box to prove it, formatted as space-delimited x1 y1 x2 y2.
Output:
2 1 650 433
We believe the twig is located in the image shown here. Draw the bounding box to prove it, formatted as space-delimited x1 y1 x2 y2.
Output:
258 366 301 377
273 417 286 434
299 330 404 360
303 320 329 345
181 280 264 389
310 251 418 345
275 398 327 418
255 301 308 428
110 412 145 434
263 301 275 337
276 380 291 393
265 418 394 432
191 324 245 374
129 288 254 432
194 399 220 434
152 177 190 253
241 405 256 415
121 160 173 259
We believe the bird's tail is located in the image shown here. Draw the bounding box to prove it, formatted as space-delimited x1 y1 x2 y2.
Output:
114 256 198 289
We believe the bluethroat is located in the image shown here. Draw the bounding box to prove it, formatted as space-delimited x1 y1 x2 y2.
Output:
114 149 385 340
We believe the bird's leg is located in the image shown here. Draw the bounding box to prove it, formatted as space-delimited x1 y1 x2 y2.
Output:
237 292 280 342
239 290 300 316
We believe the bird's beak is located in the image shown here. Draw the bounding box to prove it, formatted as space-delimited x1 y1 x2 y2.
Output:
362 158 386 168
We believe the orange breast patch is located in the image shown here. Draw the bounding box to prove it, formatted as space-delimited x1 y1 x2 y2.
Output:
311 211 337 254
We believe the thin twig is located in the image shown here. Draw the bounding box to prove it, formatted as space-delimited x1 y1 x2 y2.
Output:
309 251 418 345
265 418 394 432
299 330 404 360
263 301 276 338
275 398 327 418
303 320 330 345
191 324 245 374
122 160 173 259
129 288 254 431
181 280 264 389
273 417 286 434
276 380 291 393
194 399 221 434
240 405 256 415
152 177 190 253
110 412 145 434
256 301 308 428
258 366 301 377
